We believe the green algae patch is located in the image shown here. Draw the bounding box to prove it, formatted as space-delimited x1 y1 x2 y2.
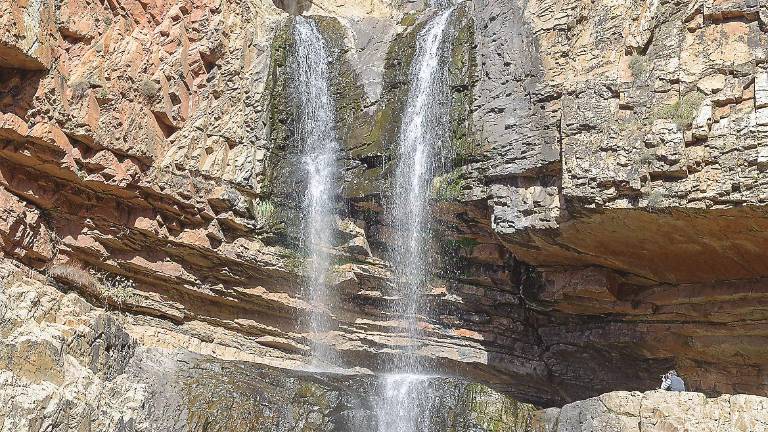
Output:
399 12 419 27
293 382 331 410
450 383 537 432
447 4 481 168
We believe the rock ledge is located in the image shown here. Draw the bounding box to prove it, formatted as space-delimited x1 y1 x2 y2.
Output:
532 390 768 432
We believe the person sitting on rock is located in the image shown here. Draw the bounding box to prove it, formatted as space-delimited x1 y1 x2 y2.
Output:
659 370 686 391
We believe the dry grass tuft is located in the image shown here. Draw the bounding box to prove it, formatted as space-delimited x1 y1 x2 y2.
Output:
47 261 137 307
48 261 101 292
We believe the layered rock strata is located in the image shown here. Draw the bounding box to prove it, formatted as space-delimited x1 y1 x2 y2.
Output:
0 0 767 413
0 260 535 431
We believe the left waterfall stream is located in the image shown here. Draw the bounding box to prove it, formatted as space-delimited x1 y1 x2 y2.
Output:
293 15 341 369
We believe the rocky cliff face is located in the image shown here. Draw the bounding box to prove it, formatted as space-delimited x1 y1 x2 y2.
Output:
0 261 537 431
1 0 767 424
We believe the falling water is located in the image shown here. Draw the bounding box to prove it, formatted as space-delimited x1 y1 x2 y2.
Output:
293 16 340 367
377 374 436 431
377 6 455 431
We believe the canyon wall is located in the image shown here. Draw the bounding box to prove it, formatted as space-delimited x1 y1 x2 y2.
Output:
0 261 537 431
1 0 767 424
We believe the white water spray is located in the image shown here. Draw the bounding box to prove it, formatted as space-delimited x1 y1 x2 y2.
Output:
293 16 340 367
378 6 456 431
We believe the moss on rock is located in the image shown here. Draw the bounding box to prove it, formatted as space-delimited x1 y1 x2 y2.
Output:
449 383 537 432
447 4 480 168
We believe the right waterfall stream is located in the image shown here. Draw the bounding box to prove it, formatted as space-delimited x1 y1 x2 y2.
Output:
377 5 456 431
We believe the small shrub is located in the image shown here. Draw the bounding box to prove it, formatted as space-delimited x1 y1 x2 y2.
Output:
629 54 646 78
650 92 705 128
456 237 479 253
433 173 465 202
674 92 705 128
399 12 418 27
446 237 480 256
647 189 664 210
48 261 136 308
651 100 679 122
280 249 305 274
639 151 655 166
452 138 479 166
70 80 90 99
138 79 160 100
99 273 137 306
48 261 100 292
293 383 330 409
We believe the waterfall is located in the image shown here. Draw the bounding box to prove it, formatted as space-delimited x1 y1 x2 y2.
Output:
389 6 454 370
377 6 455 431
376 374 437 431
293 16 340 367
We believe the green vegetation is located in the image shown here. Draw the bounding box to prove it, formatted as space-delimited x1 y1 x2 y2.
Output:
448 6 478 168
100 273 138 306
249 199 281 230
366 107 395 148
629 54 646 78
443 237 480 257
456 237 479 255
653 101 678 120
293 382 330 410
676 92 706 127
451 137 480 166
399 12 418 27
650 92 705 128
449 383 536 432
639 151 655 166
279 248 305 274
433 173 465 201
139 78 160 100
314 16 366 146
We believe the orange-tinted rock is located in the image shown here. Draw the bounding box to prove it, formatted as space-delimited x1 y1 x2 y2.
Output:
0 0 767 415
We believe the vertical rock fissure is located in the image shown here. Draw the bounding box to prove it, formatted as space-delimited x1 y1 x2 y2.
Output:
293 16 340 367
377 5 456 431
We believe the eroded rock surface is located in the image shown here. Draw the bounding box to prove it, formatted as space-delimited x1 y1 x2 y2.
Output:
0 261 534 431
0 0 767 418
530 390 768 432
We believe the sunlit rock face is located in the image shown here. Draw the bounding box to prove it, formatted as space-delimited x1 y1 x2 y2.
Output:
0 261 536 431
530 391 768 432
0 0 767 426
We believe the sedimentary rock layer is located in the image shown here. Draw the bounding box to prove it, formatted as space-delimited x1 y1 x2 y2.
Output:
0 260 535 431
0 0 767 412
